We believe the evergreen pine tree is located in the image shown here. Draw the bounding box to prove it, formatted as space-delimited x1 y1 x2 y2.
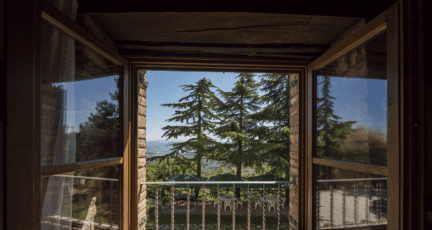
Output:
148 78 220 199
76 77 120 162
213 73 262 198
249 73 291 200
317 76 356 179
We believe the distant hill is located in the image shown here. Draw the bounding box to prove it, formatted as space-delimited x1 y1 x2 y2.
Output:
146 140 177 154
146 140 194 158
145 140 256 176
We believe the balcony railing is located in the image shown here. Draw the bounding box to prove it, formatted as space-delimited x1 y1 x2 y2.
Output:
41 175 119 230
40 175 387 229
316 177 387 229
141 181 293 230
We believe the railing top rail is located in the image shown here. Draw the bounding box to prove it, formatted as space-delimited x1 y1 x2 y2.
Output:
317 177 387 183
52 174 119 182
141 181 293 185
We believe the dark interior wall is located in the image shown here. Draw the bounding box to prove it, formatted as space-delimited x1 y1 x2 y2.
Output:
0 0 4 227
425 0 432 227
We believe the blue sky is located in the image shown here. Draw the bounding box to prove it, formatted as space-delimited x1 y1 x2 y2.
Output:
317 76 387 136
57 71 387 140
146 71 247 141
54 75 119 133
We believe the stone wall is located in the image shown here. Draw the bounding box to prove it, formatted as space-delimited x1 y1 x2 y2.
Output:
289 73 299 230
137 70 148 230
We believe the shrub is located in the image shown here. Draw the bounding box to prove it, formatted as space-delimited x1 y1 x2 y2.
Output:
147 207 155 214
146 199 154 213
161 197 170 205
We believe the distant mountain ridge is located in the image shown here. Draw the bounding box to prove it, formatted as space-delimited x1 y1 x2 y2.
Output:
145 140 256 176
146 140 194 159
146 140 178 154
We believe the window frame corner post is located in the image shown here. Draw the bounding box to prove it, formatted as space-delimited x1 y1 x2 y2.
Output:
400 0 426 229
123 59 133 230
6 0 42 229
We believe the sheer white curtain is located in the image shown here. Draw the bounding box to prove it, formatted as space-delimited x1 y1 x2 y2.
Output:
41 1 78 229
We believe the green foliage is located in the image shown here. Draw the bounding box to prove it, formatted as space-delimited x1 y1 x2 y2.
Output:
148 78 222 181
146 156 197 197
146 199 155 213
75 77 120 163
316 76 357 178
145 213 289 227
160 196 170 204
249 73 292 180
212 73 263 177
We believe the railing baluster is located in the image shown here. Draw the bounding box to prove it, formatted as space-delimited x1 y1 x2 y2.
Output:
263 184 266 230
342 186 345 227
202 184 205 230
366 185 369 225
330 184 333 228
217 184 221 230
171 184 174 230
156 184 159 230
354 183 357 226
98 180 102 226
247 184 251 230
378 183 381 224
187 184 190 230
316 183 320 230
79 180 82 222
110 181 113 228
232 184 235 230
278 184 281 230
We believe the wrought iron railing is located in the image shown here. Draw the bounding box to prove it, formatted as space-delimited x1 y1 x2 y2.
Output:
316 177 387 229
141 181 293 230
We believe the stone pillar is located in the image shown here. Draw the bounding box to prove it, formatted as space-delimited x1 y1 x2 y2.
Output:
137 70 148 230
289 73 299 230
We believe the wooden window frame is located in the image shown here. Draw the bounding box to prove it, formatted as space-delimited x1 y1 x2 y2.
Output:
306 4 401 230
128 57 307 230
6 1 131 229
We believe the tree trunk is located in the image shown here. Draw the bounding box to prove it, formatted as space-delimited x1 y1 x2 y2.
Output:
195 159 201 200
286 76 291 205
195 94 202 200
236 161 242 198
236 94 243 199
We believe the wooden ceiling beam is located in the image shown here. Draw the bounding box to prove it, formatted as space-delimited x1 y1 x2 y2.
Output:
77 0 396 22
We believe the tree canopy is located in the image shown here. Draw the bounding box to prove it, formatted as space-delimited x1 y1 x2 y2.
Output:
148 78 222 198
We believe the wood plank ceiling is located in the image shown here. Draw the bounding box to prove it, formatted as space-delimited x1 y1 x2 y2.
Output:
84 12 363 61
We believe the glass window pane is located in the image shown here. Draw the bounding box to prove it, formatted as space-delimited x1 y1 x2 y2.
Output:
315 31 387 166
41 19 122 167
316 165 387 229
45 0 78 20
41 165 120 229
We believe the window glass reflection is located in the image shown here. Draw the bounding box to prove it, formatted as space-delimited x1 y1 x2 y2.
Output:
41 166 120 229
316 165 387 229
41 19 122 167
315 32 387 167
